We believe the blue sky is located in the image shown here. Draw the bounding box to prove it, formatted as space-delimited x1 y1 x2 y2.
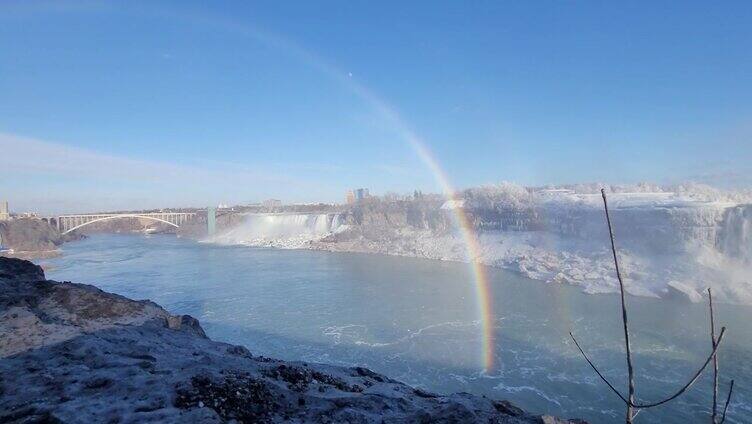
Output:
1 1 751 213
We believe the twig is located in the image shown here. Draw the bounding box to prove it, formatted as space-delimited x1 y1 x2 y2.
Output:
601 188 636 422
720 380 734 424
574 190 732 422
571 327 726 409
709 288 718 423
633 327 726 408
569 331 629 404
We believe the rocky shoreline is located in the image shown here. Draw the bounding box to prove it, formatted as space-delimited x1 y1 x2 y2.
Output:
0 257 581 423
0 218 82 258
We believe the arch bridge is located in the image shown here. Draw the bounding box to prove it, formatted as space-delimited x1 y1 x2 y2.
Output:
57 212 197 235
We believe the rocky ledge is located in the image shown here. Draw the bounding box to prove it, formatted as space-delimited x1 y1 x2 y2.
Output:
0 218 82 257
0 257 582 423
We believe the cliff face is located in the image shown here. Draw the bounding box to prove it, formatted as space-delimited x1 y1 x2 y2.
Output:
198 194 752 303
314 197 730 257
466 202 727 255
0 257 581 423
341 199 452 232
0 218 81 253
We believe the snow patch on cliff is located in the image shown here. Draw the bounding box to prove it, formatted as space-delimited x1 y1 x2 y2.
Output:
311 222 752 304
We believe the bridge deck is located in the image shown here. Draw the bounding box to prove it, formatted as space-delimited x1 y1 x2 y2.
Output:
56 212 197 234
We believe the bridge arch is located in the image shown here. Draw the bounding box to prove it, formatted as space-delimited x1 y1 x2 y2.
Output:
61 214 180 235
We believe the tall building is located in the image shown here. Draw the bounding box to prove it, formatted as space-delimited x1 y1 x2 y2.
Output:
346 188 369 204
0 201 9 221
354 188 369 201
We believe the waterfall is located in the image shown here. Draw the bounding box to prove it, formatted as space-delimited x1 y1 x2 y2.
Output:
331 213 341 230
717 205 752 263
212 213 342 246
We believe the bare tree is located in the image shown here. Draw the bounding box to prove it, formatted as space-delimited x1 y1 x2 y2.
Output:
569 189 729 423
708 288 735 423
710 287 719 422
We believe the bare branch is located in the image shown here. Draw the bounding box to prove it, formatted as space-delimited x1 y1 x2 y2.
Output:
573 190 735 422
572 327 726 410
569 331 629 404
633 327 726 409
601 188 636 422
720 380 734 424
709 288 718 423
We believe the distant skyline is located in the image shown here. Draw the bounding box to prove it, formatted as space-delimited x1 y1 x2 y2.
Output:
2 1 752 214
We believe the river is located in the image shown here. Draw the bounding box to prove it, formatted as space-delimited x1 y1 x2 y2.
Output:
41 234 751 423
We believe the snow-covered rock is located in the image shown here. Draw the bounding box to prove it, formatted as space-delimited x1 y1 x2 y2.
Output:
665 280 704 303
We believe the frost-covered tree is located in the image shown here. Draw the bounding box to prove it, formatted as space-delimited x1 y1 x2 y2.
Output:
461 182 534 210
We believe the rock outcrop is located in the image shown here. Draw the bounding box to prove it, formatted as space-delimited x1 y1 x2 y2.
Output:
0 257 582 423
0 218 81 254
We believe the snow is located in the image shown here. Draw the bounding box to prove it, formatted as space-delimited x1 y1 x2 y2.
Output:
342 226 752 304
441 199 466 210
666 281 704 303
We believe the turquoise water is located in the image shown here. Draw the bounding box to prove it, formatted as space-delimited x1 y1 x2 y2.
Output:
42 234 751 423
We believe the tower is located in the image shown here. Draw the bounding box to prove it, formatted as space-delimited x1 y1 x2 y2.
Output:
0 201 9 221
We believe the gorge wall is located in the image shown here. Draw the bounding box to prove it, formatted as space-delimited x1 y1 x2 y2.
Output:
201 191 752 304
0 218 81 254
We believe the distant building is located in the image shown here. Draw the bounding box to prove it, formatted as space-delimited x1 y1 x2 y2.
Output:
356 188 369 201
346 188 369 204
0 201 9 221
262 199 282 207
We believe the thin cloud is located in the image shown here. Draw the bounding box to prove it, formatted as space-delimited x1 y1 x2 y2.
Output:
0 133 296 184
0 133 338 213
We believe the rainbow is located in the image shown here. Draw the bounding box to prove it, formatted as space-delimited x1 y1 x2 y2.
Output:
325 73 497 372
138 6 497 371
363 116 497 372
452 205 496 372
